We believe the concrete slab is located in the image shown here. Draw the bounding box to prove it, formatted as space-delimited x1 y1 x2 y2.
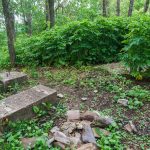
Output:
0 71 27 90
0 85 57 123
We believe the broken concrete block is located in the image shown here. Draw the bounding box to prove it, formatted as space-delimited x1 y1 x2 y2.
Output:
50 126 60 134
54 131 70 145
67 110 80 121
61 122 76 135
94 115 115 127
80 111 100 122
82 123 96 144
124 121 137 133
0 85 57 124
0 71 27 90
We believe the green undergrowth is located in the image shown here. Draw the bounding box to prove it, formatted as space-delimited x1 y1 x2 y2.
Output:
0 15 150 79
0 66 149 149
0 102 66 150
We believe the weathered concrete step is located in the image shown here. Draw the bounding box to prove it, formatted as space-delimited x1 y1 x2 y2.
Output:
0 85 57 123
0 71 27 90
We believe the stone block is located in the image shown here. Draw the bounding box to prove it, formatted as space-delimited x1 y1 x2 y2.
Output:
0 71 27 90
0 85 57 124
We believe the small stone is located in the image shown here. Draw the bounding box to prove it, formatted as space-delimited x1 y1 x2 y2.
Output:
54 131 70 145
67 110 80 121
69 136 82 146
76 122 83 130
124 121 137 133
82 123 96 144
61 122 76 135
53 142 66 149
80 111 100 122
81 97 88 101
118 99 128 106
75 132 82 139
21 137 37 149
77 143 98 150
95 115 115 127
129 121 137 133
47 137 55 148
57 93 64 98
94 90 98 93
50 126 60 134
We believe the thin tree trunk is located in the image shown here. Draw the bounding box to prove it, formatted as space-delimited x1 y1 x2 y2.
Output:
128 0 134 16
102 0 107 17
12 11 16 40
26 2 32 36
2 0 16 67
48 0 55 28
45 0 50 26
116 0 120 16
144 0 150 13
26 13 32 36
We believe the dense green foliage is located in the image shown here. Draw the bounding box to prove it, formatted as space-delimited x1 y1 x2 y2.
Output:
0 15 150 78
122 16 150 78
15 17 126 66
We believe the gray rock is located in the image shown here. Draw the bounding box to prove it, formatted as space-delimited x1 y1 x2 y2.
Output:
82 123 96 144
81 97 88 101
47 137 55 148
57 93 64 98
94 90 98 93
118 99 128 106
0 85 57 129
54 131 70 145
67 110 80 121
76 122 83 130
50 126 60 134
124 121 137 133
69 136 82 146
61 122 76 135
95 115 115 127
80 111 100 122
0 71 27 91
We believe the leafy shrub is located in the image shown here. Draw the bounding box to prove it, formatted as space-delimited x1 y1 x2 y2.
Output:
96 127 124 150
0 47 10 69
16 17 126 66
122 15 150 78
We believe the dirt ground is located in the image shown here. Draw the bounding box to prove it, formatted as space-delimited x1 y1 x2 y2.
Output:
0 64 149 149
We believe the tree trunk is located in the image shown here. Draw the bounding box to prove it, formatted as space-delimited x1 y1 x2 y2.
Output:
12 10 16 40
116 0 120 16
2 0 16 67
45 0 50 27
144 0 150 13
128 0 134 16
26 13 32 36
26 2 32 36
102 0 107 17
48 0 55 28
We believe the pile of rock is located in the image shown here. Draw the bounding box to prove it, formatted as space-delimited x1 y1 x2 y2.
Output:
21 110 115 149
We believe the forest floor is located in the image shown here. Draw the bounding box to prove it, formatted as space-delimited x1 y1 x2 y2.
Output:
0 63 149 150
